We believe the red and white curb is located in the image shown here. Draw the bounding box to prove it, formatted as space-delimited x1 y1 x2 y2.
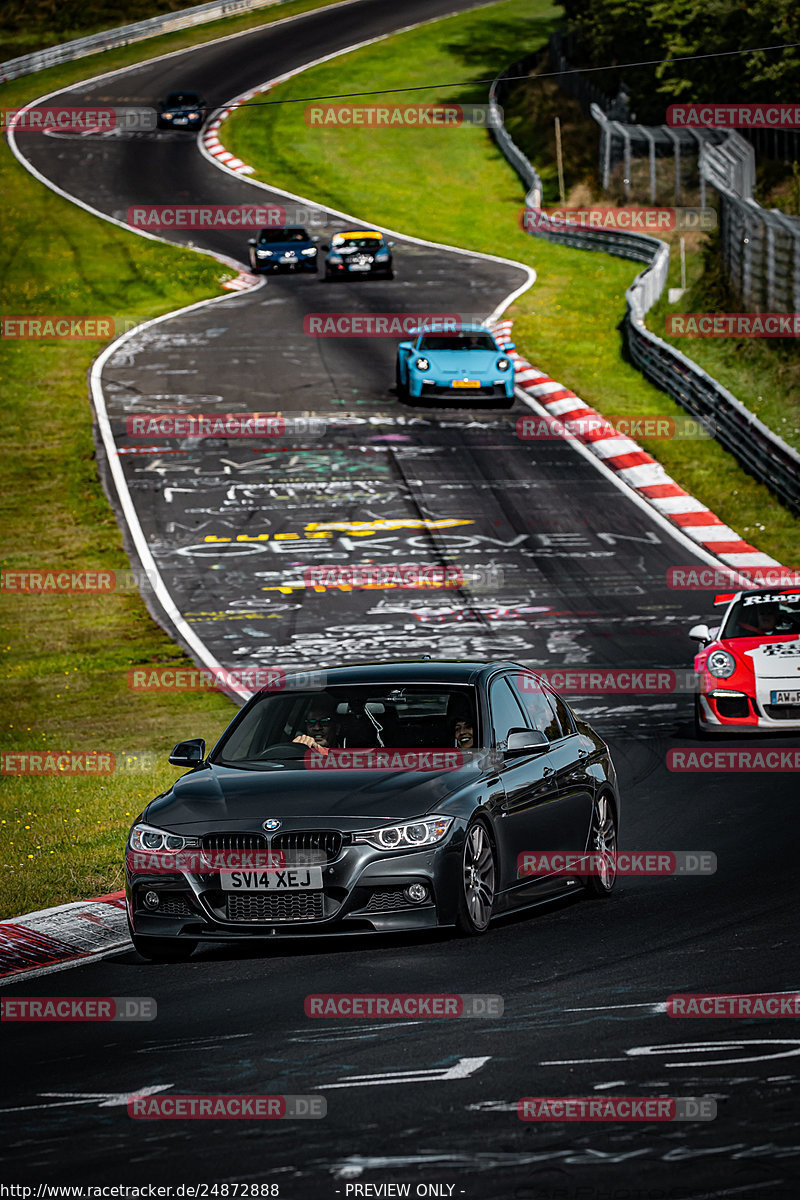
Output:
221 268 260 291
0 892 129 982
491 320 779 573
202 83 273 175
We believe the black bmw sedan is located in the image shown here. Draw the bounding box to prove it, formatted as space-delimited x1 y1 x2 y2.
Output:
125 661 621 960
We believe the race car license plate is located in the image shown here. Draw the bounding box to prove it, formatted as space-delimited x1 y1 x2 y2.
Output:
452 380 480 388
173 117 188 125
770 689 800 704
349 263 370 271
220 867 323 891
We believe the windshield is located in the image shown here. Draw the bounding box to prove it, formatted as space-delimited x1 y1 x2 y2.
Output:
258 227 310 243
165 93 200 106
720 591 800 639
212 684 480 766
419 333 497 352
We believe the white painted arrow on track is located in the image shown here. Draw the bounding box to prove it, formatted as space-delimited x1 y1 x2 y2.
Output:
0 1084 173 1114
323 1055 490 1089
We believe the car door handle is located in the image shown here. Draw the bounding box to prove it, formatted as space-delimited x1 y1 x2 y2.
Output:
577 748 588 759
543 766 554 777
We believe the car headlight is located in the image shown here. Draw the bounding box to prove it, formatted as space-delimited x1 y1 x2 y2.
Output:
188 113 200 120
301 247 317 256
256 249 273 257
415 357 430 371
162 113 173 120
374 249 389 260
706 649 737 679
129 823 198 852
496 357 510 371
328 253 342 263
355 816 452 851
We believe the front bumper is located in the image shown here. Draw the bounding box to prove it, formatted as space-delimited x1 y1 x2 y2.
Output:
126 834 462 941
326 261 392 277
411 380 514 401
697 691 800 732
252 258 317 273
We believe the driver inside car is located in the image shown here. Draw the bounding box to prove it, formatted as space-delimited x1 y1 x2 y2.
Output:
292 698 341 755
737 603 783 636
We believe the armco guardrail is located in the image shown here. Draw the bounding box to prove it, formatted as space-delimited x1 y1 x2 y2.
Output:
490 58 800 516
0 0 289 83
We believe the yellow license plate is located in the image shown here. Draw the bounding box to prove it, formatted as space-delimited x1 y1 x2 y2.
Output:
452 380 480 388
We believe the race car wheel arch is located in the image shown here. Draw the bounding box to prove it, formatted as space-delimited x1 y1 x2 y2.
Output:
583 790 619 898
455 816 497 936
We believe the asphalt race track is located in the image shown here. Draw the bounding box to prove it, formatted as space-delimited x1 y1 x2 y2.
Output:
4 1 800 1196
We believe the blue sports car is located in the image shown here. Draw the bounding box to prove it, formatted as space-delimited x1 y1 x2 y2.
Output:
396 324 516 404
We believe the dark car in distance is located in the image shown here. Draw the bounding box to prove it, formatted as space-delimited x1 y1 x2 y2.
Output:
247 226 319 273
125 660 621 960
156 91 207 130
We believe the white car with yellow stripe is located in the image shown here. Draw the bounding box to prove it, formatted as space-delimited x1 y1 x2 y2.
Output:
322 229 394 279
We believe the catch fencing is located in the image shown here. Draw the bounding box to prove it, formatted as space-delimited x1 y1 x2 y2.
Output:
489 55 800 514
0 0 291 83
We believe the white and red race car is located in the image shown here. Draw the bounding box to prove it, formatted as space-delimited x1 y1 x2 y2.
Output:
690 588 800 735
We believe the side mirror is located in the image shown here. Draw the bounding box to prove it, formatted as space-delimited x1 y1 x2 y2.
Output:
169 738 206 768
506 728 548 753
247 238 256 245
312 236 320 243
398 340 412 352
689 624 712 643
388 241 395 248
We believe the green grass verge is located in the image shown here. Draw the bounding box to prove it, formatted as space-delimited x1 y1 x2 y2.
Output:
0 0 350 921
1 0 220 60
0 0 346 108
224 0 800 566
